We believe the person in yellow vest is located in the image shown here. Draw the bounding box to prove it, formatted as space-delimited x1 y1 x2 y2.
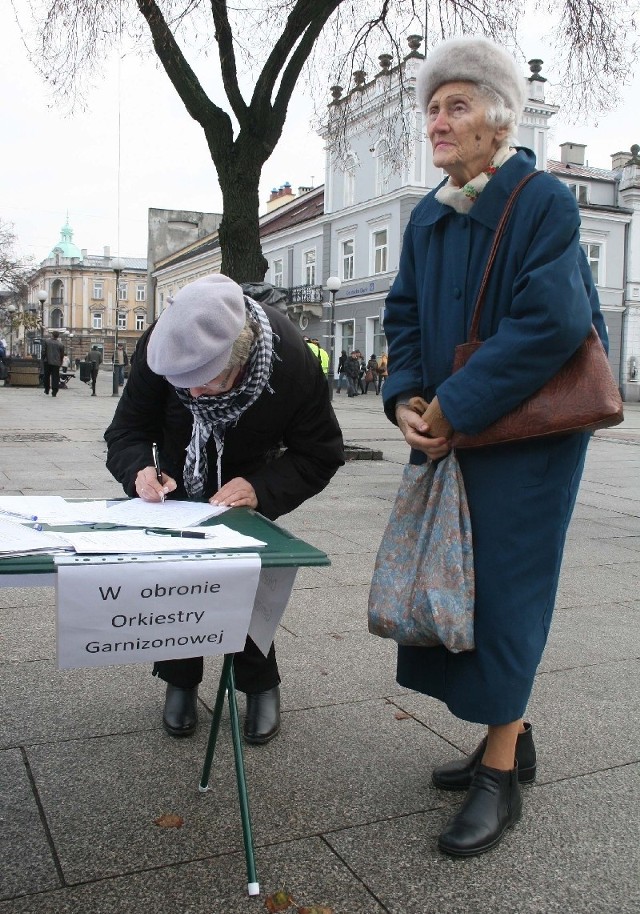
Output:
305 337 329 375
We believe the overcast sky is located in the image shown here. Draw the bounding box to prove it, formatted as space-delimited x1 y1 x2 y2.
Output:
3 3 639 265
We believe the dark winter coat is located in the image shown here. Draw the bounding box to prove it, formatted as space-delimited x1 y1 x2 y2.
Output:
382 148 607 724
105 305 344 521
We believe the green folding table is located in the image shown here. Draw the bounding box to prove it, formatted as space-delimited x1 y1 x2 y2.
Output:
0 506 330 896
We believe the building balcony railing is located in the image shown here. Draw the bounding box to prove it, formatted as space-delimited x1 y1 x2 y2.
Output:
50 296 64 306
284 285 324 320
286 285 324 305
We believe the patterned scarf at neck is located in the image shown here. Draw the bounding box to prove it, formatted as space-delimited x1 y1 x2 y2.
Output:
435 143 516 214
174 298 276 500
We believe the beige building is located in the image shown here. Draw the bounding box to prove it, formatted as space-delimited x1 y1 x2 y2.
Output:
24 219 147 364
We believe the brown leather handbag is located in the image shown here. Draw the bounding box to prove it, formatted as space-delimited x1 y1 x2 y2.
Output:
450 172 624 449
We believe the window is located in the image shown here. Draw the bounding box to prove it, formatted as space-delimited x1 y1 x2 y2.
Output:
339 320 355 357
303 249 316 286
341 239 354 281
117 311 127 330
568 182 589 204
136 313 146 331
273 259 283 287
343 155 356 207
372 229 388 274
581 241 602 285
136 283 146 302
118 281 128 301
372 316 386 359
93 280 104 299
375 140 391 196
92 312 103 330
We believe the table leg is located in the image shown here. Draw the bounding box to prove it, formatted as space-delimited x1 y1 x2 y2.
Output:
227 665 259 896
199 653 233 791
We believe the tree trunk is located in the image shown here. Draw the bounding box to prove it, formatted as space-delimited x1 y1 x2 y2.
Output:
216 147 268 284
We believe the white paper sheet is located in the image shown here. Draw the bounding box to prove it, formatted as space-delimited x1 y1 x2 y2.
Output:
248 566 298 656
89 499 229 529
56 554 261 668
60 526 265 554
0 519 73 556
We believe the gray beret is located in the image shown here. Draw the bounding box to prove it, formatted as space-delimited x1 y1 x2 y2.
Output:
416 36 525 122
147 274 246 388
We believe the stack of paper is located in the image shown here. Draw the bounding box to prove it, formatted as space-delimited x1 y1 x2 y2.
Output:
0 519 73 557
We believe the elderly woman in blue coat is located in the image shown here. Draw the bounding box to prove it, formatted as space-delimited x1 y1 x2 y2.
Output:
382 36 607 858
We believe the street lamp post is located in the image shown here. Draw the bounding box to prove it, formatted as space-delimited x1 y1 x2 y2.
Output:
325 276 341 401
112 258 124 396
6 304 16 357
37 290 48 358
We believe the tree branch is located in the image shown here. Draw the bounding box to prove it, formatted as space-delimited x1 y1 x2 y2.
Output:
209 0 248 122
136 0 234 149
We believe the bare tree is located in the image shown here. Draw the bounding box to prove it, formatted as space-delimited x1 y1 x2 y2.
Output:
0 220 34 301
14 0 639 282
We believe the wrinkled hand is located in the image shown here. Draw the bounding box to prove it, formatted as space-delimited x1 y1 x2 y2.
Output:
211 476 258 510
396 397 453 460
134 467 177 502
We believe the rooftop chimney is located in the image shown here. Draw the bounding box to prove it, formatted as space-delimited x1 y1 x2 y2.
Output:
559 142 586 167
266 182 296 213
104 245 111 259
611 149 632 170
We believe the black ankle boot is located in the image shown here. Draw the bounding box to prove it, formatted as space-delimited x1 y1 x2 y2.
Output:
243 686 280 745
432 722 536 790
438 763 522 857
162 684 198 737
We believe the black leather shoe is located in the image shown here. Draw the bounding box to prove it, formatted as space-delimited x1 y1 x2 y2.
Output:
438 763 522 857
162 684 198 737
432 722 536 790
243 686 280 745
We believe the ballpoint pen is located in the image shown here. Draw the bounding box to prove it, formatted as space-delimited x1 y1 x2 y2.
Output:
151 442 165 503
145 529 209 539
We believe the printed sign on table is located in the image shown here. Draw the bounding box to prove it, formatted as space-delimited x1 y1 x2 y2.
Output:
56 554 261 669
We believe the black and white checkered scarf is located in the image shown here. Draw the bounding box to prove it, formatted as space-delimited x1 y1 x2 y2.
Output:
174 299 276 499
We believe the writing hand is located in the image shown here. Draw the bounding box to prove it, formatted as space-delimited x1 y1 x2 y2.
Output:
134 467 177 503
211 476 258 509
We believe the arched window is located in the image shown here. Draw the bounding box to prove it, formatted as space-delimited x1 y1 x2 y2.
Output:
51 308 64 329
343 154 356 207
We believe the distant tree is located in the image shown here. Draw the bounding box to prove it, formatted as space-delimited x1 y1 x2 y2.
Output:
0 220 33 302
15 0 639 283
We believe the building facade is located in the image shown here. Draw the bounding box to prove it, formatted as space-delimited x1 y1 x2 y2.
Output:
24 220 148 365
149 38 640 399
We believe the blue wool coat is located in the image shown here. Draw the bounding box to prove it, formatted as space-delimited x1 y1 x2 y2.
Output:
382 149 607 724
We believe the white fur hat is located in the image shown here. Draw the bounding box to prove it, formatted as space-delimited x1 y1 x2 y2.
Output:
416 36 525 121
147 274 246 388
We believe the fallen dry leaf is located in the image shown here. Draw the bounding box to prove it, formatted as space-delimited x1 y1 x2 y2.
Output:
265 889 295 912
153 813 184 828
394 710 411 720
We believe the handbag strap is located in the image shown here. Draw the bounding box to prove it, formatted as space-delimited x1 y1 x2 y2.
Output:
467 170 543 343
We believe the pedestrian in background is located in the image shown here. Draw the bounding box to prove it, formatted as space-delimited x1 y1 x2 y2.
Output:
105 274 344 745
336 350 348 394
344 351 361 397
43 331 65 397
86 345 102 396
382 36 606 858
115 342 128 387
364 354 379 394
377 351 388 393
306 337 329 376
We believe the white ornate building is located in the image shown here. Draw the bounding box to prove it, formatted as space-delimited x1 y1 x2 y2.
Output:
149 38 640 399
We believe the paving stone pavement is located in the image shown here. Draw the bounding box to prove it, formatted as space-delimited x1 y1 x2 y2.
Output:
1 371 639 913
